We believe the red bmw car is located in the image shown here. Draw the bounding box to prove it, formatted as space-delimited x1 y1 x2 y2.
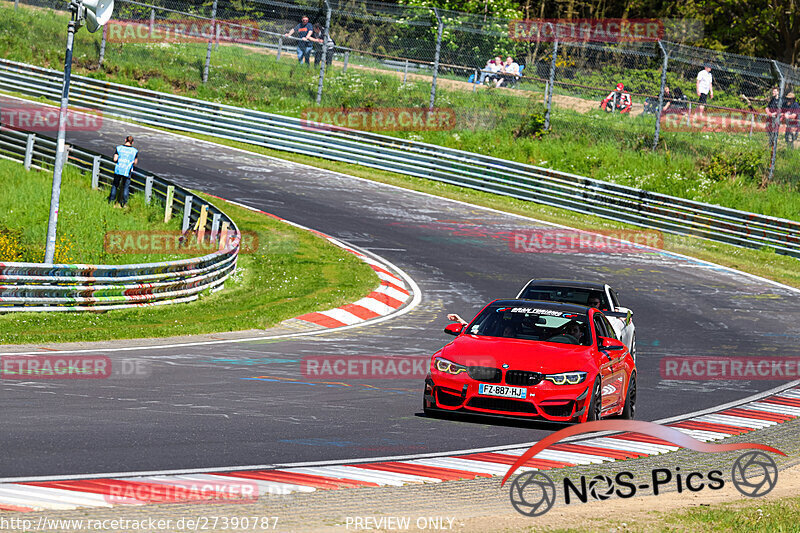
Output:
423 300 636 423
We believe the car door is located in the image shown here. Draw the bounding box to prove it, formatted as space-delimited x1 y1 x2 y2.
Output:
592 314 618 412
594 313 626 410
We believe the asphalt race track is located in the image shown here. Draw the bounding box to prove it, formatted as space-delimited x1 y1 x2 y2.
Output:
2 106 800 478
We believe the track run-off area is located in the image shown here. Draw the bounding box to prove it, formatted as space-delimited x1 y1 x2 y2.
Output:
2 99 800 487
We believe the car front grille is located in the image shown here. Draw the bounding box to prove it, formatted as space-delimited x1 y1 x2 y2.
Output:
505 370 544 386
468 366 502 383
539 401 575 418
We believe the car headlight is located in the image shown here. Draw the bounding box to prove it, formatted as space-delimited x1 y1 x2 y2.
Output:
434 357 468 376
544 371 587 385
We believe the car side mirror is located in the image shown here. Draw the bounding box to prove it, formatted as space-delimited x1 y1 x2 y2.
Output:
444 323 463 336
599 337 625 351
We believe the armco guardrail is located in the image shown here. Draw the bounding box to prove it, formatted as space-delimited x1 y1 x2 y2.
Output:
1 58 798 258
0 126 240 312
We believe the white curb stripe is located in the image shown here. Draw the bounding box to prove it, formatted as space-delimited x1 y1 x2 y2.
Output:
670 427 730 441
694 414 775 429
747 402 800 416
502 448 611 464
353 297 397 315
279 467 400 487
581 438 675 455
374 284 409 302
0 485 116 508
318 308 364 326
404 458 531 476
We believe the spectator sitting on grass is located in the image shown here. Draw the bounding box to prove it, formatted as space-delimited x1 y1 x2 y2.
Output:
478 58 497 85
495 56 520 88
600 83 632 113
663 87 688 114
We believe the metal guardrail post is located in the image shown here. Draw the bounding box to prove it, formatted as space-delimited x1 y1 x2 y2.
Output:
24 134 35 170
164 185 174 222
316 0 331 105
472 68 479 92
182 195 193 232
544 39 558 130
429 8 443 110
98 25 107 68
768 60 785 184
149 8 155 38
343 51 349 72
203 0 218 84
91 155 101 189
197 204 208 243
211 212 221 242
277 37 282 61
144 175 153 204
403 59 409 84
219 221 230 251
14 0 18 10
653 41 669 150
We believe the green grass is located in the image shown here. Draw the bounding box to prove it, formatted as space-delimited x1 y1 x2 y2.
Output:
0 159 184 264
545 493 800 532
1 4 798 221
0 163 378 344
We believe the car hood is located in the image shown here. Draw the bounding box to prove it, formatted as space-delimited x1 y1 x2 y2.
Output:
438 335 594 373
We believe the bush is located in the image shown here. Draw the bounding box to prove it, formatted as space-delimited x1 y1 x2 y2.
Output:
702 148 766 183
513 110 548 139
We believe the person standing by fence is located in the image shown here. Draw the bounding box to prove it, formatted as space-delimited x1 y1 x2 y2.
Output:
285 15 314 65
108 136 138 208
765 87 783 149
783 92 799 149
696 62 713 114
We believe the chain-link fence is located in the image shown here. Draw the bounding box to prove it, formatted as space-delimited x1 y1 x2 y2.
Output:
7 0 800 186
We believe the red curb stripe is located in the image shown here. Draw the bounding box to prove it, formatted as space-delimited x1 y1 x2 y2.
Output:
338 303 381 320
720 408 793 422
214 470 340 490
608 433 680 448
0 503 35 512
548 443 645 460
670 420 750 435
381 279 409 295
351 462 487 481
366 291 404 309
454 452 574 470
294 312 348 328
762 396 800 407
369 264 401 280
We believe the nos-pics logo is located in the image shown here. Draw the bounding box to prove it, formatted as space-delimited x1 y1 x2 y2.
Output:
501 420 783 517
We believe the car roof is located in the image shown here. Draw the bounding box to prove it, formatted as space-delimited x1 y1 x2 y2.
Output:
491 299 592 314
523 279 607 290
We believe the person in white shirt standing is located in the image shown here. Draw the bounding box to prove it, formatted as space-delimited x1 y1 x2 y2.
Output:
696 62 713 114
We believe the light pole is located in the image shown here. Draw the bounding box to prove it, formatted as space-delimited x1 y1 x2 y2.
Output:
44 0 113 264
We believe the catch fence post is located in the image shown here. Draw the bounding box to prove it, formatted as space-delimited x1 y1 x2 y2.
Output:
91 155 101 189
203 0 218 84
429 8 443 110
24 134 35 170
544 38 558 130
316 0 331 105
653 41 669 150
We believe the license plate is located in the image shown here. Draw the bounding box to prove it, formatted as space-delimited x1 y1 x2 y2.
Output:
478 383 527 399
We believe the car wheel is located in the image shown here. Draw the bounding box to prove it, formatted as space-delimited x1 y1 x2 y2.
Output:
620 373 636 420
630 333 637 360
586 378 602 422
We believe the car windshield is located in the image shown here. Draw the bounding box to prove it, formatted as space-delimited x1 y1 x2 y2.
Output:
520 285 609 310
466 304 591 346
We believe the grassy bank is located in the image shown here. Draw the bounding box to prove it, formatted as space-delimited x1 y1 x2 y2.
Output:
0 4 798 221
0 159 184 264
0 162 378 344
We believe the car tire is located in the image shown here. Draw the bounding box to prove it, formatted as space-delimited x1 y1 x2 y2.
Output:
630 333 637 361
586 378 602 422
620 373 636 420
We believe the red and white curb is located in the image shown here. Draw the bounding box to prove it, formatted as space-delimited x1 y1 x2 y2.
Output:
216 198 415 329
2 385 797 512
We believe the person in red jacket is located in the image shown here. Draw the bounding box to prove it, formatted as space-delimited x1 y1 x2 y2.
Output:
601 83 632 113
